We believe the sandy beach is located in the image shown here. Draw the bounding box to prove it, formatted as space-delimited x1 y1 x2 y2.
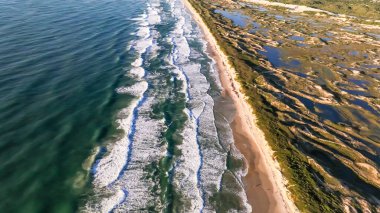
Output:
182 0 299 212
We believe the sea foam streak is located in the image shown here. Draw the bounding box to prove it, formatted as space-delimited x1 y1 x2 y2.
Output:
84 1 162 212
84 0 251 211
167 0 204 210
111 2 168 211
168 0 251 211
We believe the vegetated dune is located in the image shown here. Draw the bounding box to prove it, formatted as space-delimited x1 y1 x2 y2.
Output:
247 0 380 20
188 0 380 212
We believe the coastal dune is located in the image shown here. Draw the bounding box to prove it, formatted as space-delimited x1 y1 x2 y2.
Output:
182 0 298 212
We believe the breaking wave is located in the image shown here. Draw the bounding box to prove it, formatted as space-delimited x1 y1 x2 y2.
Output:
83 0 251 212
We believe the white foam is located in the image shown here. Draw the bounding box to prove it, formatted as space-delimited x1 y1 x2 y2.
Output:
167 0 205 210
131 57 143 67
116 81 148 96
146 3 162 25
167 0 251 211
172 18 191 64
136 26 150 38
87 189 125 213
92 16 152 186
181 62 227 211
133 36 153 54
112 96 166 211
86 0 252 211
173 117 203 211
128 67 145 78
86 0 166 212
92 99 137 188
130 13 148 21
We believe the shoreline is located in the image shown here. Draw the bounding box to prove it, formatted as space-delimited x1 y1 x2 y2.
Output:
182 0 298 212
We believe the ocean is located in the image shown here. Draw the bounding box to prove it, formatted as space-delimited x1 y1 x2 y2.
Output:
0 0 249 212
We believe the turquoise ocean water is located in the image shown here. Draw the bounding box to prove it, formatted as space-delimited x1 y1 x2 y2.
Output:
0 0 249 212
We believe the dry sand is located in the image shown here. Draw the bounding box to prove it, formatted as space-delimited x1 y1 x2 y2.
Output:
243 0 335 14
182 0 299 212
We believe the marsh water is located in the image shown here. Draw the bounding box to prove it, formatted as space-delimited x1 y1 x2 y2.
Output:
0 0 250 212
213 0 380 208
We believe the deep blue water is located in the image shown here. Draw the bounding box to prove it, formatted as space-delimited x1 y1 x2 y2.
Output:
0 0 142 212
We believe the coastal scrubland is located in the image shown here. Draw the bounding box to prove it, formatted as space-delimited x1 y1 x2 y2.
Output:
268 0 380 20
188 0 380 212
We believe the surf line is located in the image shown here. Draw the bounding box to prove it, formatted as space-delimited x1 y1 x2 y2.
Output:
107 3 158 210
169 4 206 210
171 51 206 212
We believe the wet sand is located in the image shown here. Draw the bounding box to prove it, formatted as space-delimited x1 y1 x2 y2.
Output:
182 0 298 212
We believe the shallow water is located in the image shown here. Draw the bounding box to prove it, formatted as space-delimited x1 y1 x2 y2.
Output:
258 45 301 69
214 9 250 27
351 99 380 116
289 35 305 41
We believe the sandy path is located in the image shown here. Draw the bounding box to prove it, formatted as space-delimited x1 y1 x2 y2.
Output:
243 0 380 26
182 0 299 212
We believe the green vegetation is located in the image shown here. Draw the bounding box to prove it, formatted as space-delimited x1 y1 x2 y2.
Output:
189 0 380 210
268 0 380 20
188 0 346 212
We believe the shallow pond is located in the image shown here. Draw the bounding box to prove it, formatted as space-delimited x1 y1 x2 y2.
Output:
342 89 371 97
259 46 301 69
214 9 250 27
351 99 380 116
289 35 305 41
